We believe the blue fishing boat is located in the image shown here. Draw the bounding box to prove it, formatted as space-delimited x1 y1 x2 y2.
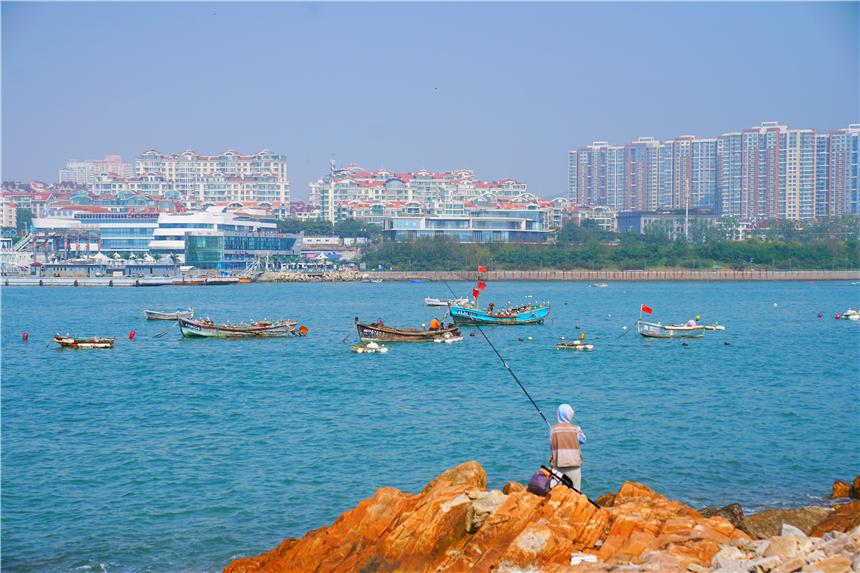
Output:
449 303 550 325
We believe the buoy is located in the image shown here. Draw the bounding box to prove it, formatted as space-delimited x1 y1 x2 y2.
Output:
607 313 612 319
527 336 533 341
773 303 778 307
817 312 823 318
469 332 476 337
575 325 580 329
22 332 29 342
518 337 524 342
695 315 700 321
835 314 842 320
622 326 628 331
298 325 309 336
129 330 136 340
682 342 689 347
724 341 731 346
560 336 566 340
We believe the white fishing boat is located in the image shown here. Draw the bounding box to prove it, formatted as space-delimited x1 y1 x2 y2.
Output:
144 308 194 320
556 340 594 351
589 283 608 288
703 324 726 331
842 309 859 320
637 320 705 339
424 297 469 307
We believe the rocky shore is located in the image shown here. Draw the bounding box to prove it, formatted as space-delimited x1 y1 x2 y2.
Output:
257 270 366 282
224 463 859 573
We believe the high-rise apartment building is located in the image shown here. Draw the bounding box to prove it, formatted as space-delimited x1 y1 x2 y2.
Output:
570 121 855 221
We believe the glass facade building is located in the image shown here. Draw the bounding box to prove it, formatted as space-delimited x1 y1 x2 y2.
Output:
184 231 300 270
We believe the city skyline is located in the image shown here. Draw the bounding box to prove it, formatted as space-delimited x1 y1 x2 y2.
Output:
3 2 858 199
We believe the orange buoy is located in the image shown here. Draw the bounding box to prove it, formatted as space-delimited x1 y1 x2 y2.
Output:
298 325 309 336
129 330 136 340
22 332 29 342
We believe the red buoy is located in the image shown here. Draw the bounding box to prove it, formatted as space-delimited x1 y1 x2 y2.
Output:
129 330 136 340
817 312 823 318
835 314 842 320
22 332 29 342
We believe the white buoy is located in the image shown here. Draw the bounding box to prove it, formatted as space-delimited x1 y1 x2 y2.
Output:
623 326 628 331
773 303 778 307
527 336 533 341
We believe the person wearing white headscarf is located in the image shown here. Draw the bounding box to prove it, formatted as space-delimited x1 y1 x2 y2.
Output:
549 403 587 490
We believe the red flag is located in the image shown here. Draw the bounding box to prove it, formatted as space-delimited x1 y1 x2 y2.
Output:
472 288 480 299
477 281 487 291
641 304 653 314
478 265 487 273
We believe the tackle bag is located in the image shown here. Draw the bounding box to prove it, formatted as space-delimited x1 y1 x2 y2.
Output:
527 465 576 497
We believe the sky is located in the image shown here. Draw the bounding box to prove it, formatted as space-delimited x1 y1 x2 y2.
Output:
2 2 858 200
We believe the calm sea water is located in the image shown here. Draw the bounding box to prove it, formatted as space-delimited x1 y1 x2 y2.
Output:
2 281 859 572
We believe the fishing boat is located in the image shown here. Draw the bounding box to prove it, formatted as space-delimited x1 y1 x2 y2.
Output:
703 323 726 331
351 341 390 354
449 303 550 326
53 335 115 349
637 321 705 339
556 340 593 351
355 319 462 342
842 309 859 320
178 317 308 338
589 283 609 288
409 279 427 284
144 308 194 320
424 297 469 307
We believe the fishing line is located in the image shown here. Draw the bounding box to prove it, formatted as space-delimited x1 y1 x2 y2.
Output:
443 280 550 428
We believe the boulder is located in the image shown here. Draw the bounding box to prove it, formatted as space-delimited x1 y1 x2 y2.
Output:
853 476 860 499
595 492 616 507
225 463 749 573
804 555 852 573
831 480 851 499
700 503 746 529
502 481 525 495
744 507 833 538
809 501 860 536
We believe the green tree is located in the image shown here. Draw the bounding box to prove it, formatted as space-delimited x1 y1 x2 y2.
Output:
16 208 34 235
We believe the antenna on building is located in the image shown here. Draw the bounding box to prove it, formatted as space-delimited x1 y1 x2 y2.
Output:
330 158 336 178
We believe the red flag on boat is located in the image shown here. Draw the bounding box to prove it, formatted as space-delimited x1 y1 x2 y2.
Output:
477 281 487 291
472 288 480 299
478 265 487 273
641 304 653 314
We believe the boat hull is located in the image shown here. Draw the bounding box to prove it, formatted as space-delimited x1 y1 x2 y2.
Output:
355 321 461 342
449 304 550 326
424 297 468 307
144 309 194 320
53 335 114 349
178 317 302 338
637 320 705 339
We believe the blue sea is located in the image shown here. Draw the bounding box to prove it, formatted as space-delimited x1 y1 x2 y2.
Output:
2 281 859 572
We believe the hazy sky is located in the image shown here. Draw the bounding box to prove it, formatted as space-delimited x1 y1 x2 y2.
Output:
2 2 858 199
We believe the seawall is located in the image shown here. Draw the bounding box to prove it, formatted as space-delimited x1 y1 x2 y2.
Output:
365 270 860 282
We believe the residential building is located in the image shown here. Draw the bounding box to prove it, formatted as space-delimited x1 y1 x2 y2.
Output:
135 149 290 205
626 137 661 211
59 155 132 185
1 195 17 228
309 164 527 223
824 124 860 216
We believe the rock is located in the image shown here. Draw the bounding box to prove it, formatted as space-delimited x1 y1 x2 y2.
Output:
744 507 833 538
700 503 746 529
780 523 807 538
809 501 860 536
762 534 800 560
596 492 616 507
225 463 749 573
711 545 746 569
503 481 525 495
772 556 806 573
831 480 851 499
853 476 860 499
686 563 708 573
803 555 852 573
465 490 507 533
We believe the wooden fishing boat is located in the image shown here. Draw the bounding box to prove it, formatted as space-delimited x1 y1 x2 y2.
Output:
53 335 115 349
144 308 194 320
424 297 469 307
178 317 307 338
637 320 705 339
355 319 462 342
449 303 550 326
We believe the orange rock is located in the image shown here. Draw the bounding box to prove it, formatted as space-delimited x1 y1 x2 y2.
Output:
832 479 852 498
224 463 749 573
804 555 853 573
853 475 860 499
809 500 860 537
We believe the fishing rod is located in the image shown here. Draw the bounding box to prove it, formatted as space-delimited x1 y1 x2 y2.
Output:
442 280 550 428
